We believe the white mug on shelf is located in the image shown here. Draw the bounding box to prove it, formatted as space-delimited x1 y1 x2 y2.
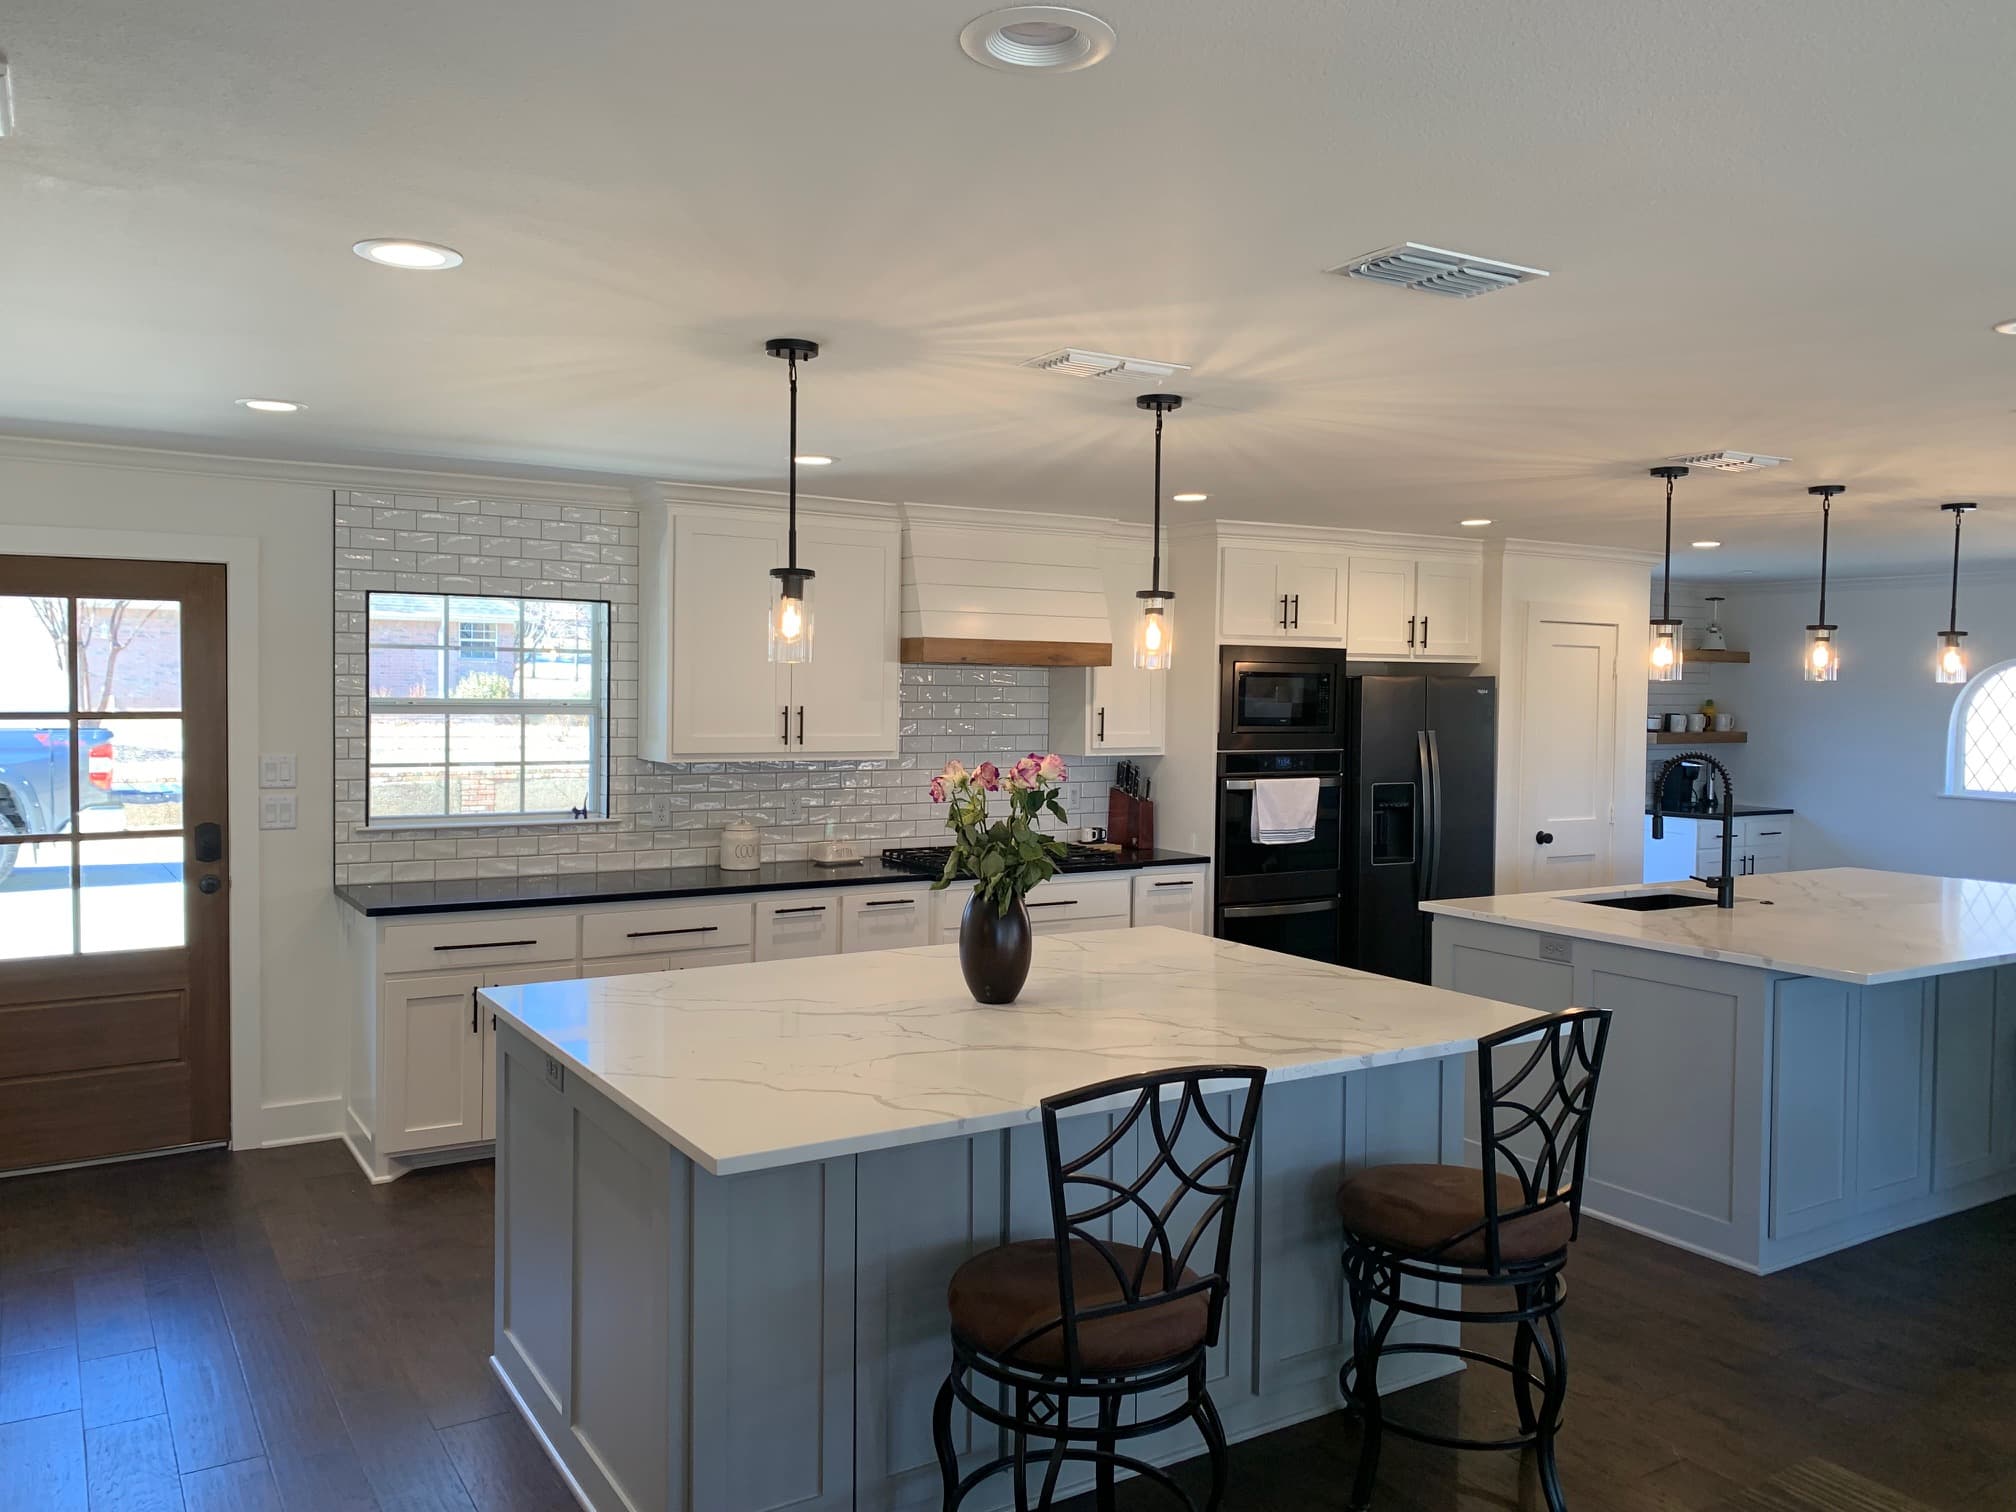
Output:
1688 713 1709 732
1715 714 1736 732
1665 713 1688 732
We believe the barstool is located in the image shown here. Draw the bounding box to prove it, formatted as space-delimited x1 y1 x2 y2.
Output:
1335 1008 1613 1512
931 1065 1267 1512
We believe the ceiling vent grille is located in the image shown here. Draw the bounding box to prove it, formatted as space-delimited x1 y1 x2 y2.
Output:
1331 243 1549 299
1021 348 1190 381
1667 451 1791 474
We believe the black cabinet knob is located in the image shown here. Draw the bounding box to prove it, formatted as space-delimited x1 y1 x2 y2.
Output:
1534 831 1555 845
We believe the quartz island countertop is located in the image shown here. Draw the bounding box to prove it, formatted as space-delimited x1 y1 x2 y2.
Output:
1422 867 2016 986
480 925 1533 1175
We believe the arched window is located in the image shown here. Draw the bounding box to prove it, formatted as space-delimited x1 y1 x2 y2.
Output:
1949 660 2016 799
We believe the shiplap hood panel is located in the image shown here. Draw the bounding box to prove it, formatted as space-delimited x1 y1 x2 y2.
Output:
899 503 1113 667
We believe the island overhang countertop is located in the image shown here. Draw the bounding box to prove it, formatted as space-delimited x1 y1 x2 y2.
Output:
1422 866 2016 986
480 925 1534 1176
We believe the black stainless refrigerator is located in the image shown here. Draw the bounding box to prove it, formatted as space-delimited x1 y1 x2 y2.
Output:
1343 676 1497 982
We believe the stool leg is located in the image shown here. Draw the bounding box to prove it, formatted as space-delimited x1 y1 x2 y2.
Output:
1192 1377 1230 1512
1012 1388 1031 1512
1511 1285 1540 1435
1094 1392 1119 1511
1534 1301 1570 1512
932 1369 960 1511
1344 1256 1386 1511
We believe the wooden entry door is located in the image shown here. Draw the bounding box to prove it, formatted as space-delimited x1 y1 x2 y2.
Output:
0 555 230 1171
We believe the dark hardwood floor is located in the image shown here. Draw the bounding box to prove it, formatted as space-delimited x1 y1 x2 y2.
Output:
2 1142 2012 1511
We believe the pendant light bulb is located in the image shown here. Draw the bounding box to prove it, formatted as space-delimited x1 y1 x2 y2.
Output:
1803 486 1845 684
1649 466 1688 683
765 338 819 665
1936 503 1978 686
1134 393 1182 672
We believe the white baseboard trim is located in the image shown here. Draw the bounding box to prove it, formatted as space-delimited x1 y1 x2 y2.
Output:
236 1095 344 1151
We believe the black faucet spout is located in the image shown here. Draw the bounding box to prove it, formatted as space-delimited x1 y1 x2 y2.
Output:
1651 752 1737 908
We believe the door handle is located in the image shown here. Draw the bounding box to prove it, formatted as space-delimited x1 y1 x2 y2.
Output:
862 898 915 909
796 706 805 745
1096 707 1105 743
625 925 719 939
434 939 537 952
1290 594 1300 629
781 706 790 746
1221 899 1337 919
1407 616 1417 650
1535 831 1555 845
773 905 826 916
1221 777 1342 791
471 987 479 1035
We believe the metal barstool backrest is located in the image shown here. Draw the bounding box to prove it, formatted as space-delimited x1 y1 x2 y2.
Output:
1463 1007 1613 1274
1037 1066 1266 1379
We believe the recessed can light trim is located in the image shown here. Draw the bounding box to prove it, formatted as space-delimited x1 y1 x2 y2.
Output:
959 6 1115 72
236 397 304 413
1692 540 1723 549
1995 319 2016 336
352 238 464 271
1459 518 1493 528
1172 492 1208 503
793 454 835 466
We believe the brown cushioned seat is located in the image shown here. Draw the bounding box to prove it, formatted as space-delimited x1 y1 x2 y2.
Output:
947 1238 1210 1371
1336 1163 1573 1266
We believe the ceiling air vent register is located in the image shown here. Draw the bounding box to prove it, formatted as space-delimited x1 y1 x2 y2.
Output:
1021 348 1190 382
1332 243 1549 299
1666 451 1790 474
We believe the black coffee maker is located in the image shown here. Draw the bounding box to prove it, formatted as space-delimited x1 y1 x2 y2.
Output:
1656 758 1715 813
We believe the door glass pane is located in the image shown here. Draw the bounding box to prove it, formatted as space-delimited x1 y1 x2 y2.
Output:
449 766 522 816
0 720 76 836
75 599 181 712
0 597 72 712
80 834 185 953
0 840 76 959
77 718 183 832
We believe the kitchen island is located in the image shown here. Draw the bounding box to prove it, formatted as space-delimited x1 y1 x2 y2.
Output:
1425 868 2016 1274
479 926 1534 1512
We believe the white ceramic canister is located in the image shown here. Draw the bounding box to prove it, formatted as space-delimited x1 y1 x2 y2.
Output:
718 820 762 871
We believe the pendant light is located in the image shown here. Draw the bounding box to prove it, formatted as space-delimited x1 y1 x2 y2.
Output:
1936 502 1978 685
1648 465 1688 681
1803 485 1845 682
764 337 819 663
1133 393 1181 671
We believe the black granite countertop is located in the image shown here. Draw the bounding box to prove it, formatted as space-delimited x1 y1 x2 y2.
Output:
335 849 1211 918
1643 803 1794 819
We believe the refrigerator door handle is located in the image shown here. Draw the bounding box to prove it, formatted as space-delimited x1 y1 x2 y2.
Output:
1426 728 1446 899
1414 730 1434 902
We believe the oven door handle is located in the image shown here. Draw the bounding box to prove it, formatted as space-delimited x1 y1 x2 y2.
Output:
1221 777 1342 792
1220 899 1338 919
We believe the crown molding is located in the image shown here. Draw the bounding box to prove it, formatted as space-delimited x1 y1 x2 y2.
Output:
1179 517 1484 559
1720 564 2016 594
1501 537 1661 566
898 500 1125 539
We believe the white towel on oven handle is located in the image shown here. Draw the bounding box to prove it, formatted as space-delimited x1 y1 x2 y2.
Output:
1250 777 1320 845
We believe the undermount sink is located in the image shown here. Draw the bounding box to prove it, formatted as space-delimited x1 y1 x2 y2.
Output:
1571 891 1722 912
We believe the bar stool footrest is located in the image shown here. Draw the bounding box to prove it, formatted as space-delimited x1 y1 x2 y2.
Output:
1338 1340 1563 1453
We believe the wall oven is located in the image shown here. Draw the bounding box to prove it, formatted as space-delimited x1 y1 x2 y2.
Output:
1213 749 1346 963
1216 897 1343 965
1218 646 1348 751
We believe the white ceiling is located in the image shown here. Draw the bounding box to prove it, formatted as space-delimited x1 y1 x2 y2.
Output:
6 0 2016 577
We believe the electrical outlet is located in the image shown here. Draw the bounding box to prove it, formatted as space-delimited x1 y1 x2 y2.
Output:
1539 936 1572 964
545 1055 566 1092
646 795 674 828
258 793 297 830
258 753 297 789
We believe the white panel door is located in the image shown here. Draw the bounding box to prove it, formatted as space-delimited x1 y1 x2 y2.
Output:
1345 556 1418 658
1413 559 1483 662
792 522 900 755
1219 547 1289 639
1091 542 1162 752
381 969 486 1154
672 513 792 755
1278 554 1346 641
1518 612 1619 889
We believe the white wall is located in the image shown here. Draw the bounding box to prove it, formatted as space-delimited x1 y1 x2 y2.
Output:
1718 570 2016 881
1487 543 1654 893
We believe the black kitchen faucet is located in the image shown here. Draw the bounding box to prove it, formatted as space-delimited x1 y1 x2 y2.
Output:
1650 752 1737 909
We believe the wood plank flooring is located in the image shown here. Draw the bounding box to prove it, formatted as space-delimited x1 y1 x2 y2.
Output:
1 1142 2011 1510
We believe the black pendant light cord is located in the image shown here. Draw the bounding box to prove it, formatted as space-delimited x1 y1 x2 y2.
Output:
1949 507 1965 633
1817 494 1830 626
1150 406 1164 594
1661 470 1675 622
786 351 799 571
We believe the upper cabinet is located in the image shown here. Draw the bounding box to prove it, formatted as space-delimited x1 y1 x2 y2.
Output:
1219 546 1347 642
642 501 901 762
1214 531 1482 662
1051 536 1167 756
1344 554 1484 663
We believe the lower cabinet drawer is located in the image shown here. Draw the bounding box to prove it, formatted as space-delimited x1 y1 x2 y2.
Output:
580 900 755 959
840 888 931 953
756 895 842 961
580 946 754 977
1132 870 1207 932
931 876 1132 938
380 912 578 975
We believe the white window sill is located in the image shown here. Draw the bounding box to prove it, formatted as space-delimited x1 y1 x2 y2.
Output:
1937 790 2016 805
358 815 623 833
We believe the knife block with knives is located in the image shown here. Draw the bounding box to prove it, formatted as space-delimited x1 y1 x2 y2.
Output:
1107 761 1155 854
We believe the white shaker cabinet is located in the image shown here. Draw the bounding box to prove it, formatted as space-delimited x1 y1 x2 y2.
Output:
1344 554 1418 658
661 511 792 755
840 888 932 952
1412 557 1485 662
756 894 843 960
1050 538 1167 755
1346 554 1484 663
1218 546 1348 643
1131 870 1207 932
379 969 488 1156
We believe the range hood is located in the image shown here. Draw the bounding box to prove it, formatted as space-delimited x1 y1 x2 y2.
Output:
900 503 1113 667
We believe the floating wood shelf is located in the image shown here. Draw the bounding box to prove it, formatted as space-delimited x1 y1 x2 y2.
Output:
1651 730 1748 744
1688 649 1751 664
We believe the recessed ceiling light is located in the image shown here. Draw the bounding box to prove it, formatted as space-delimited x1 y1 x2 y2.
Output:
235 398 303 413
959 6 1115 72
1995 319 2016 336
1172 492 1208 503
1692 540 1723 549
793 454 834 466
352 238 464 271
1459 518 1492 528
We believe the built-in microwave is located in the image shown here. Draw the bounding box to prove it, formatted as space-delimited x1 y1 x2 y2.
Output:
1218 646 1348 751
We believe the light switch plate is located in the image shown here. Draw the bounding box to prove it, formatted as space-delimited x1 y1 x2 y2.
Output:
259 753 297 789
258 793 298 830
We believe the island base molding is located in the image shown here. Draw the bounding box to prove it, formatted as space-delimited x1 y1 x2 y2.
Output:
1435 920 2016 1274
490 1022 1473 1512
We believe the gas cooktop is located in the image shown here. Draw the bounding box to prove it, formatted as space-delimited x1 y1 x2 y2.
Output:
879 843 1154 877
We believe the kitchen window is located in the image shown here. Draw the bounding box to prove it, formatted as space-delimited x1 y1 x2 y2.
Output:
1948 659 2016 800
365 592 610 824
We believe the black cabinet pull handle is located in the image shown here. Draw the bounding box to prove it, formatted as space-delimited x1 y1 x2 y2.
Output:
625 925 719 938
1096 707 1105 742
796 705 805 745
435 939 536 952
862 898 915 908
1279 594 1289 630
1420 615 1429 650
1408 616 1417 649
1152 879 1194 888
781 706 790 746
1290 593 1300 629
471 987 478 1034
1027 899 1079 908
1535 831 1555 845
773 905 826 916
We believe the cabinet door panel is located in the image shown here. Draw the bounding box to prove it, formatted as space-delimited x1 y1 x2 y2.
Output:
1413 560 1482 662
756 896 842 960
1279 555 1346 640
1219 548 1287 639
1091 543 1161 751
481 963 578 1143
1855 981 1932 1211
381 970 486 1154
1769 979 1855 1238
1345 556 1417 658
672 514 791 755
840 891 931 953
1935 970 1999 1191
793 523 900 754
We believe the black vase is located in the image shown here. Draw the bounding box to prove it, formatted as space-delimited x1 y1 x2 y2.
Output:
959 893 1033 1004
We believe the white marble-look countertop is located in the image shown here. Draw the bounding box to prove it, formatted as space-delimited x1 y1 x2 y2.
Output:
480 927 1535 1176
1423 867 2016 986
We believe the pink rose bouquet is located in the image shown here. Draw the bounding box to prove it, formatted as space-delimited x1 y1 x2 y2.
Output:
926 752 1071 914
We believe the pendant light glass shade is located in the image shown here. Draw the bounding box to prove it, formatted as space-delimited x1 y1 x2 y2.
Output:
765 337 819 664
1803 485 1845 685
1648 466 1688 681
1133 393 1182 672
1936 502 1978 686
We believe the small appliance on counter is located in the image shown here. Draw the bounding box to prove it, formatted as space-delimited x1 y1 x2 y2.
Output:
718 820 762 871
1108 760 1155 852
810 820 863 867
1656 758 1715 814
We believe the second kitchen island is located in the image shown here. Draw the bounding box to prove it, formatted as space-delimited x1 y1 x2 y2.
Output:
481 926 1534 1512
